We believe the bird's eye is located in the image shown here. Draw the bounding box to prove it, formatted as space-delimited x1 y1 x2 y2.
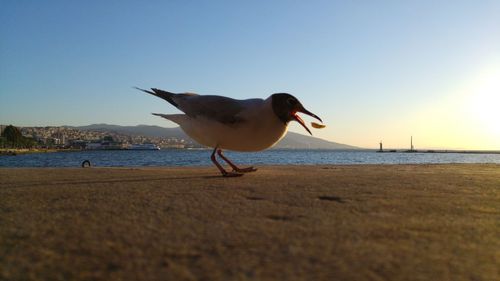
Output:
287 98 297 106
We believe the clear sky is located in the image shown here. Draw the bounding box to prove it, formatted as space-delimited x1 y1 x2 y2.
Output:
1 1 499 150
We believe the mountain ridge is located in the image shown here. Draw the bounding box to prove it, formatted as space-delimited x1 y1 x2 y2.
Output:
69 124 359 150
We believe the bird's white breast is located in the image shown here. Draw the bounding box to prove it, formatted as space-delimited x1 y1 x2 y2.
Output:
177 98 287 152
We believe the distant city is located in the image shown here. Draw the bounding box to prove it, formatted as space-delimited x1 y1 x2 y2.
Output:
0 124 200 150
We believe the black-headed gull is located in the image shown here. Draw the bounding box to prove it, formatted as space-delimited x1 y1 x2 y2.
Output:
136 87 322 177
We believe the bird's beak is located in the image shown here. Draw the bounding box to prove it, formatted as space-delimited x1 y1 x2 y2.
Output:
292 107 323 136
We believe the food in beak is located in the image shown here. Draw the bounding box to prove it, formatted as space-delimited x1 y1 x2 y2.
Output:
311 122 326 129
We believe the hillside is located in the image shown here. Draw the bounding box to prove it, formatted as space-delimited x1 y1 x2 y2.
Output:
73 124 358 150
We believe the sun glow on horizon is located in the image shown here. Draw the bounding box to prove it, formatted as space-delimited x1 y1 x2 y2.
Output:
464 67 500 147
407 63 500 150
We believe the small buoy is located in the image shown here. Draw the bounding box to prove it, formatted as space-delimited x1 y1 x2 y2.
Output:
81 160 91 168
311 122 326 129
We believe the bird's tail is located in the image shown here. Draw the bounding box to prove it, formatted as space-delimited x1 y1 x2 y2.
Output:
134 87 179 108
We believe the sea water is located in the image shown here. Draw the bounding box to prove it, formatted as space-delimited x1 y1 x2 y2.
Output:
1 149 500 168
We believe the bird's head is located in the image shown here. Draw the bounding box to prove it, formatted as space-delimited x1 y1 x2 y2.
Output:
271 93 322 135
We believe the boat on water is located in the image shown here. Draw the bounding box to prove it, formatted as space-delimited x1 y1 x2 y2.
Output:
85 141 125 150
128 143 161 150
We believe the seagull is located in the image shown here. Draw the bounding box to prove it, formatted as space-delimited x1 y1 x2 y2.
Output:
136 87 322 177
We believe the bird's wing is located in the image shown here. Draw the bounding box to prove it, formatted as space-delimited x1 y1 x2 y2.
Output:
176 95 264 125
136 87 263 125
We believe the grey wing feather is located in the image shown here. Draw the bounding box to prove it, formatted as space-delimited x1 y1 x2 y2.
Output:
176 95 249 124
135 87 181 108
137 87 257 125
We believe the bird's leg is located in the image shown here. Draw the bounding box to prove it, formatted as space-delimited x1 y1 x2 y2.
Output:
217 149 257 173
211 147 243 177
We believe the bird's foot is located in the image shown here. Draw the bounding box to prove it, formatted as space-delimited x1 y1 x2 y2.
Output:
233 166 257 173
222 171 244 177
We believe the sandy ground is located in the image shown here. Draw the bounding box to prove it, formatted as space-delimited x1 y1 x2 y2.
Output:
0 164 499 281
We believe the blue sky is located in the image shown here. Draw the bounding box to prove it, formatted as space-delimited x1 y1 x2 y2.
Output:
1 1 499 149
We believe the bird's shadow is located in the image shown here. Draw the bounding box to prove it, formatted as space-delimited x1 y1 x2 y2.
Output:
317 196 345 203
201 175 226 179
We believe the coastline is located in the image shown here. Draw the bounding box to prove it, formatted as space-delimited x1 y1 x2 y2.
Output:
1 164 499 280
0 148 80 156
2 147 500 157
